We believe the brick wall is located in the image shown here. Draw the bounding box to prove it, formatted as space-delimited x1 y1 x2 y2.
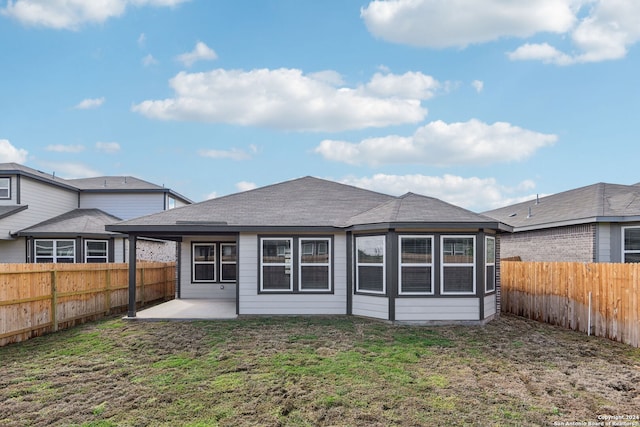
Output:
499 224 596 262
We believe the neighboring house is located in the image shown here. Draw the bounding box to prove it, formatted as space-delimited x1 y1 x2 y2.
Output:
107 177 510 323
483 182 640 263
0 163 191 263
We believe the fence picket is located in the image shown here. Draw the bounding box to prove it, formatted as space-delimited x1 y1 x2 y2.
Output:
0 262 175 346
502 261 640 347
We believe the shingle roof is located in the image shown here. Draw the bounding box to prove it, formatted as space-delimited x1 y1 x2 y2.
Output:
483 182 640 230
344 192 494 226
17 209 123 237
107 176 507 233
0 163 191 203
66 176 165 190
0 205 28 220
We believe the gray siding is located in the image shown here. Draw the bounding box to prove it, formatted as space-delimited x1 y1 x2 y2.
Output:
238 233 347 315
79 193 165 220
0 239 27 262
596 223 612 262
483 294 496 318
0 177 77 240
179 236 237 299
394 298 479 321
352 294 388 320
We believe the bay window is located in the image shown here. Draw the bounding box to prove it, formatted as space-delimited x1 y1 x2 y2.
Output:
399 236 433 294
356 235 385 294
441 236 475 294
485 236 496 293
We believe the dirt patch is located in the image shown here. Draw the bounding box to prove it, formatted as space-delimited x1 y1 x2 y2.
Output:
1 314 639 426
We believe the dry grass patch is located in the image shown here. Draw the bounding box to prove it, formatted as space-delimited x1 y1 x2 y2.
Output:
1 314 639 426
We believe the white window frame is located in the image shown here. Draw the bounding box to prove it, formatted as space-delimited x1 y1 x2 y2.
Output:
298 238 331 292
34 239 76 263
220 243 237 282
260 238 293 292
355 235 386 295
622 226 640 263
485 236 496 293
440 235 476 295
85 240 108 263
398 235 434 295
0 177 10 199
192 243 216 283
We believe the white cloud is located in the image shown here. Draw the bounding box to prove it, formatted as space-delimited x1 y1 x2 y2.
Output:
37 161 100 178
132 68 428 132
471 80 484 93
340 173 538 211
137 33 146 47
142 53 159 66
0 139 28 163
176 41 217 67
362 71 440 100
95 142 121 153
236 181 257 192
1 0 190 30
198 145 257 161
74 97 105 110
561 0 640 64
508 0 640 65
507 43 574 65
315 119 557 167
45 144 85 153
362 0 640 65
361 0 577 48
204 191 218 200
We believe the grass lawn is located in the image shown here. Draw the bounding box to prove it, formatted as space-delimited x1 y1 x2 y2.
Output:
1 314 639 426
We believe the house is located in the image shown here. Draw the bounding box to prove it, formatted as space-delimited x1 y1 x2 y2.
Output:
483 182 640 263
0 163 191 263
106 177 510 323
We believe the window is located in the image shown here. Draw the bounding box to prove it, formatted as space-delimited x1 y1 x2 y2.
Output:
485 236 496 293
85 240 108 263
623 227 640 263
299 238 331 291
167 196 176 210
441 236 475 294
261 238 293 291
220 243 237 282
356 235 385 294
35 239 75 263
0 177 9 199
399 236 433 294
192 243 216 282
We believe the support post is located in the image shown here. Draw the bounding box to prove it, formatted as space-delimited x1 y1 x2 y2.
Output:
127 234 137 318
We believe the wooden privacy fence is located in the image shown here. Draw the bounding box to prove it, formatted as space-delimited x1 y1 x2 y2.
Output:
501 261 640 347
0 262 176 347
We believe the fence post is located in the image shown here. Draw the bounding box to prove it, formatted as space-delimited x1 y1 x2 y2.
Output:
140 266 145 305
50 270 58 332
105 268 112 315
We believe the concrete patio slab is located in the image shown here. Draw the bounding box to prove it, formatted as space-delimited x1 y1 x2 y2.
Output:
126 299 237 320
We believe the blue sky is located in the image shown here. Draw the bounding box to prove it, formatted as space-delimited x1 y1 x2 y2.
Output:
1 0 639 211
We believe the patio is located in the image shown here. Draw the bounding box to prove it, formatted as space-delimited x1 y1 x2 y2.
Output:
126 299 237 320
